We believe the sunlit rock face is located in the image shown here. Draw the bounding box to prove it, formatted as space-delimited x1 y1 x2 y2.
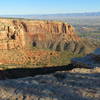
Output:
0 18 99 54
0 18 80 50
27 20 81 51
0 19 26 49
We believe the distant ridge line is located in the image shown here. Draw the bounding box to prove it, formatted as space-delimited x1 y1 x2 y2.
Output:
0 12 100 19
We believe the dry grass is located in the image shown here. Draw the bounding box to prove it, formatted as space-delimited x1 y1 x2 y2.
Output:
0 49 84 70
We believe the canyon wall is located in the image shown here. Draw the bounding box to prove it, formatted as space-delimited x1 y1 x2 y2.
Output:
0 18 80 50
0 19 26 49
0 18 99 54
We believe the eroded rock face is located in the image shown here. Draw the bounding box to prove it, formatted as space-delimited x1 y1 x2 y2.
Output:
27 20 80 50
0 19 26 49
0 18 99 54
0 18 80 50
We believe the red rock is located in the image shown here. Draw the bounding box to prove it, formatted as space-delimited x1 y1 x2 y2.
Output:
0 19 80 50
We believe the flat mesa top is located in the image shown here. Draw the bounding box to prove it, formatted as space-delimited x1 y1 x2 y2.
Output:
92 48 100 56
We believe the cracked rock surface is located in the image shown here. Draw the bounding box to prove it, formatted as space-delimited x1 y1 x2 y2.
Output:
0 68 100 100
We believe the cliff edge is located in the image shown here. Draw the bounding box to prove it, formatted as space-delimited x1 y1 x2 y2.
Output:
0 18 99 54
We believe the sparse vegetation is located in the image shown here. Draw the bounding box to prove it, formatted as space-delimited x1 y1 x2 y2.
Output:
0 49 84 70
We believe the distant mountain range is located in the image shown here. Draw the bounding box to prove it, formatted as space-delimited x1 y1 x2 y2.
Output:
40 12 100 17
1 12 100 19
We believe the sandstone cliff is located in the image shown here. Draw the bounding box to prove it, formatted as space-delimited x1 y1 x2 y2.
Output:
0 18 80 49
0 19 26 49
0 18 99 54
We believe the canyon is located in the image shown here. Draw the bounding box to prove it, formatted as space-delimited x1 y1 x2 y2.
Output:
0 18 99 54
0 18 100 100
0 18 79 50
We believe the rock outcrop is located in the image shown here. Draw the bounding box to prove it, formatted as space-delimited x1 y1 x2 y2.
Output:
0 70 100 100
0 18 99 53
0 19 26 49
27 20 81 51
71 48 100 68
0 18 80 50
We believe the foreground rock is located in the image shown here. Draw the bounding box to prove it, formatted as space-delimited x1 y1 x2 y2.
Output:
0 68 100 100
71 48 100 68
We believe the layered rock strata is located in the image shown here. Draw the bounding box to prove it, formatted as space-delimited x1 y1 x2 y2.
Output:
0 18 80 50
0 18 99 54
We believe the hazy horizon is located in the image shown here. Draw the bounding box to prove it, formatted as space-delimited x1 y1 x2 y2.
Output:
0 0 100 15
1 11 100 16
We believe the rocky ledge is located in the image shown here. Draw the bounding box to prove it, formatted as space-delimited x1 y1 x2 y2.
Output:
0 68 100 100
71 48 100 68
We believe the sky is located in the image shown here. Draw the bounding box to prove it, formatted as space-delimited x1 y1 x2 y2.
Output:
0 0 100 15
